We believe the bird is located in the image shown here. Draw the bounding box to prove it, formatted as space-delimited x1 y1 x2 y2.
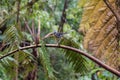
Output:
42 31 67 45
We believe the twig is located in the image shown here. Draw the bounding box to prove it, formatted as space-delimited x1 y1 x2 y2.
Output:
36 18 41 44
0 44 120 76
23 18 36 41
32 20 35 35
23 19 32 35
37 19 41 38
42 32 54 40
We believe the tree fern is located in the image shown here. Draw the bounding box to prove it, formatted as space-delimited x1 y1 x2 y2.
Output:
61 30 88 74
38 41 56 80
79 0 120 70
3 25 22 44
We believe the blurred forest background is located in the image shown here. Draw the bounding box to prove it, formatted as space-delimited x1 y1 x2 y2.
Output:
0 0 120 80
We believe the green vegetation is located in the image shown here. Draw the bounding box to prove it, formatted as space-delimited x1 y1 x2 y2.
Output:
0 0 119 80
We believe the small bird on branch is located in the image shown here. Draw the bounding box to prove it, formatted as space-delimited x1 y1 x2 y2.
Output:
42 31 67 45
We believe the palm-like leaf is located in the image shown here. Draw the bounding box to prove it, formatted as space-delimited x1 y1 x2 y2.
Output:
0 53 17 79
38 41 56 80
61 30 88 74
2 25 23 55
1 25 35 79
3 25 22 44
79 0 120 70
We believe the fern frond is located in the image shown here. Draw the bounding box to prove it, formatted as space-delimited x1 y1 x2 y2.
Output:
79 0 120 70
38 41 56 80
61 31 88 74
0 54 17 79
3 26 20 43
2 25 24 53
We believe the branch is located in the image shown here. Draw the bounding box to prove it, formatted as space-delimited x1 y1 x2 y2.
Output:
36 18 41 44
23 18 36 41
42 32 54 40
103 0 120 21
37 19 41 40
0 44 120 76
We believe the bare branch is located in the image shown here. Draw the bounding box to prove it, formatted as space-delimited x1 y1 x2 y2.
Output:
42 32 54 40
23 18 36 41
35 19 41 44
0 44 120 76
32 20 35 36
37 19 41 39
23 19 33 35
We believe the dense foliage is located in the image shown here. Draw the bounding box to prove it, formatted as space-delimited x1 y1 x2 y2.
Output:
0 0 120 80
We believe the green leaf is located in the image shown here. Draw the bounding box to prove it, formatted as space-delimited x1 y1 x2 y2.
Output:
61 31 88 74
38 41 56 80
3 26 21 44
90 68 104 75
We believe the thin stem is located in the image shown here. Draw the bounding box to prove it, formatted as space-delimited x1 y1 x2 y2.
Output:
0 44 120 77
23 19 33 35
23 18 36 41
32 20 35 36
42 32 54 40
36 18 41 44
37 19 41 39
